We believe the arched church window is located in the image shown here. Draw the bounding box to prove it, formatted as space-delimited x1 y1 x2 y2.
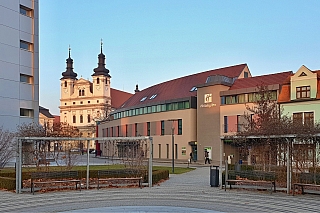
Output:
97 78 100 84
82 90 85 96
64 81 67 87
87 115 91 123
73 115 76 123
79 90 81 96
80 115 83 123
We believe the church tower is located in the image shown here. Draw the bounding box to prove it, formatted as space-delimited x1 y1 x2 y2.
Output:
91 40 112 119
60 47 77 99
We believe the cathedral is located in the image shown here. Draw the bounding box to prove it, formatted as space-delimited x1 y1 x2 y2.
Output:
59 43 133 149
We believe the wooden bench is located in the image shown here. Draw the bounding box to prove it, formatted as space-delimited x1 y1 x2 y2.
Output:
31 171 81 194
225 179 276 193
293 173 320 195
97 170 143 190
225 171 276 193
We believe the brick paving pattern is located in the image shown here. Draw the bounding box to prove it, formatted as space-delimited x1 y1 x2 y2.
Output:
0 166 319 212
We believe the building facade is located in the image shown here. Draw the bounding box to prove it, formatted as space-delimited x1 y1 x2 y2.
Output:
0 0 39 131
59 45 132 149
97 64 258 163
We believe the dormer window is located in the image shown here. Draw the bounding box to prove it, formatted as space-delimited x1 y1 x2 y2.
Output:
190 87 197 92
149 94 157 100
296 86 310 99
140 96 147 102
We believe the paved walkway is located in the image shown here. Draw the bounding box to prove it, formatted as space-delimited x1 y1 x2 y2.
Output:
0 166 320 212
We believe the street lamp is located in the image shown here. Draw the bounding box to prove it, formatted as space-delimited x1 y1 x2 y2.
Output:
168 119 178 174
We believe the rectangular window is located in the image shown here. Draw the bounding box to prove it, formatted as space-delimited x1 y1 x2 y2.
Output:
158 144 161 158
135 123 138 136
237 115 241 132
147 106 152 113
178 119 182 135
87 115 91 123
244 71 249 78
184 101 190 109
20 74 32 83
248 93 257 102
175 144 178 159
139 108 143 115
161 120 165 136
125 124 128 137
147 122 150 136
293 112 303 124
80 115 83 123
73 115 76 123
178 102 184 109
221 96 226 105
237 94 246 103
20 108 34 117
111 127 113 137
152 105 156 113
172 103 178 110
304 112 314 126
166 103 172 111
20 5 32 17
117 126 120 137
296 86 310 99
156 105 161 112
224 116 228 133
20 40 32 51
166 144 169 159
161 104 166 112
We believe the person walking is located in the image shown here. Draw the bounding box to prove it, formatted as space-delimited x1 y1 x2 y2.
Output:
204 150 210 164
189 152 193 164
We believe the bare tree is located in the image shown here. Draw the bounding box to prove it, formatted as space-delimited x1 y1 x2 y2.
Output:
0 127 15 169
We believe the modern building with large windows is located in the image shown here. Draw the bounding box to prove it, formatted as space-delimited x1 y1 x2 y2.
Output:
0 0 39 130
97 63 295 164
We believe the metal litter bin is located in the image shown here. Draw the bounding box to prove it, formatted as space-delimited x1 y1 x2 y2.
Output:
210 165 219 187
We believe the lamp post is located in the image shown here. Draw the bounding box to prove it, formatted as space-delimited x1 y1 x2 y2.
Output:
168 119 178 174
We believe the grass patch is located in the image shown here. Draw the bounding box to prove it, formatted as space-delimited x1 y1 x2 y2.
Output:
0 165 194 174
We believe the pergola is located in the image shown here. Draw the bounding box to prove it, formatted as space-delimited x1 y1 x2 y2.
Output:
15 136 153 194
219 133 320 194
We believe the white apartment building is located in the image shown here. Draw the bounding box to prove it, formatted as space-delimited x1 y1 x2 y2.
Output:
0 0 39 131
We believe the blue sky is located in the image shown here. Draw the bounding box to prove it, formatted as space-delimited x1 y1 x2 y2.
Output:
39 0 320 115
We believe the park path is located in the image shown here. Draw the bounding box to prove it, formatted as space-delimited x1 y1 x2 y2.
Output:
0 166 319 212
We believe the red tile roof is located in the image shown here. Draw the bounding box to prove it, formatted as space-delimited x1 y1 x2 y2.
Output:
229 71 293 90
120 64 247 109
110 88 133 108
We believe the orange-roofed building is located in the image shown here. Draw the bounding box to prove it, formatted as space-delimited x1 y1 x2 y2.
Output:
278 65 320 125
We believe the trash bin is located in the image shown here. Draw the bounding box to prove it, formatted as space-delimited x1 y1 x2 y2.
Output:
210 165 219 187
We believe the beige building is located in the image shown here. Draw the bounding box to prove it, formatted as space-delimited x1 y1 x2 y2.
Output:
59 45 132 149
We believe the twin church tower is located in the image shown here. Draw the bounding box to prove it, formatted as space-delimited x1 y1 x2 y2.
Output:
59 42 112 139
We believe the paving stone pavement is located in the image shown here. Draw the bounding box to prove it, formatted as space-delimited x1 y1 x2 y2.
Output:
0 166 320 212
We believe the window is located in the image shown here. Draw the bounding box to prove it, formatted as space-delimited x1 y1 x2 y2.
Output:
80 101 83 104
296 86 310 99
20 74 32 83
161 121 165 135
82 90 85 96
166 144 169 159
224 116 228 133
88 101 90 103
79 90 81 96
20 5 32 17
20 108 34 117
73 115 76 123
80 115 83 123
178 119 182 135
97 78 100 84
244 71 249 78
20 40 32 51
304 112 314 126
140 96 147 102
135 123 138 137
64 81 67 87
190 87 197 92
64 103 67 105
158 144 161 158
294 112 314 126
73 102 75 105
125 124 128 137
149 94 157 99
117 126 120 137
87 115 91 123
147 122 150 136
111 127 113 137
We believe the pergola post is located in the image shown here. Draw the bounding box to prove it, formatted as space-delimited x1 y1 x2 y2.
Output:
219 139 224 189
